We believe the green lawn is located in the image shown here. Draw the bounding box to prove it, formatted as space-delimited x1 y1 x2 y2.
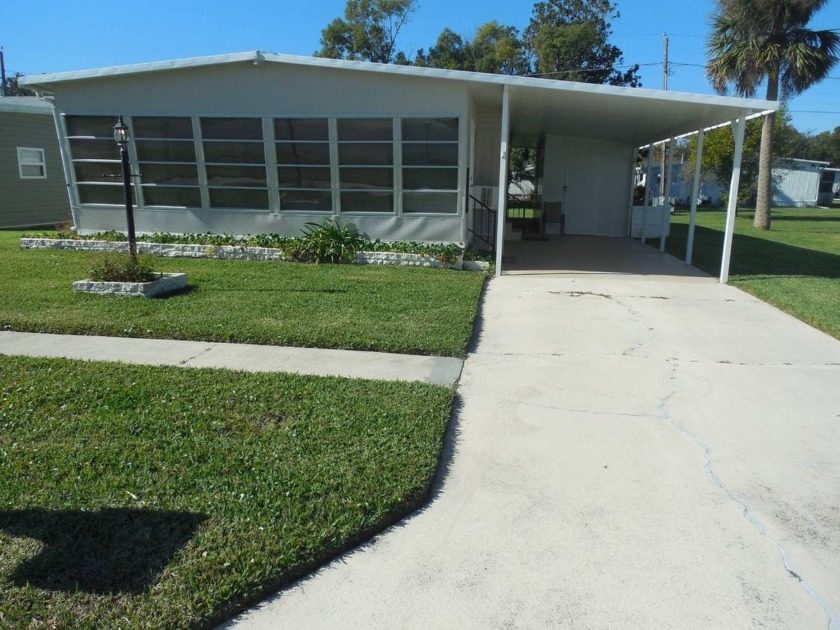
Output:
0 231 485 357
664 207 840 340
0 356 454 629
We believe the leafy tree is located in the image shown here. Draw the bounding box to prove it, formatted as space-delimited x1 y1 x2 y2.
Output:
683 106 807 205
523 0 640 86
706 0 839 229
805 127 840 165
414 29 468 69
468 22 530 75
416 22 529 75
3 73 35 97
317 0 417 63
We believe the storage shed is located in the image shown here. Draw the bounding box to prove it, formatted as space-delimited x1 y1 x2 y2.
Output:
21 51 775 278
0 97 71 228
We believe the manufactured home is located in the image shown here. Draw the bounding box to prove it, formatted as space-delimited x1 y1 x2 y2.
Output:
0 96 71 228
21 51 774 275
773 158 835 208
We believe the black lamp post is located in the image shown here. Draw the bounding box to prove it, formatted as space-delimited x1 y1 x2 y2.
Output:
113 116 138 260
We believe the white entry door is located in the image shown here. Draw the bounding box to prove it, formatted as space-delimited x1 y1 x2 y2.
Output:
563 159 600 235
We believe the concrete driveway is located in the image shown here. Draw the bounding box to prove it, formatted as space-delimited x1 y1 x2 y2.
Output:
225 239 840 629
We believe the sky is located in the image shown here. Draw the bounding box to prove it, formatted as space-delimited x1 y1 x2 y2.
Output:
3 0 838 134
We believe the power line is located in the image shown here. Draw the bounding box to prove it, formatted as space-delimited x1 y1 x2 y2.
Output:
526 62 660 78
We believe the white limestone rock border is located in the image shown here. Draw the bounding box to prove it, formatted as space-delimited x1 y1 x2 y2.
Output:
20 238 284 261
20 238 467 270
73 273 188 298
355 250 461 269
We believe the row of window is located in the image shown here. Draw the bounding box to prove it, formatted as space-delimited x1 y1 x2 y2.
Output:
65 116 461 215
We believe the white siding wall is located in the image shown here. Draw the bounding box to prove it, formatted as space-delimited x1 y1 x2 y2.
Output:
772 163 822 207
51 62 471 242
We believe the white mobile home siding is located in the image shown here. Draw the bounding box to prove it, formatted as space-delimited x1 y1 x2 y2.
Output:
51 62 471 242
772 160 826 208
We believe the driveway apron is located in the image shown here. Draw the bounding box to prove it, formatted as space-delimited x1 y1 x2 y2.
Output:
225 245 840 629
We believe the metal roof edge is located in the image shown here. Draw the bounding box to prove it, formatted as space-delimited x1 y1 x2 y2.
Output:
19 51 262 87
19 49 776 113
777 157 831 166
0 96 54 114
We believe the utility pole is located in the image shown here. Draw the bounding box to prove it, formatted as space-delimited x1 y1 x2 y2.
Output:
658 33 669 197
1 47 7 97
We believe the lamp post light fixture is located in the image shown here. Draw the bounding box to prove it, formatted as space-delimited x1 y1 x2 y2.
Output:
113 116 138 260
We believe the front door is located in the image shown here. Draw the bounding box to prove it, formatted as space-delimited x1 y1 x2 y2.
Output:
563 159 600 235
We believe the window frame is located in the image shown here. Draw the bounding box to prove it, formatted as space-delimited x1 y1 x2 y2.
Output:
200 116 270 211
63 115 126 206
62 113 464 218
133 115 202 209
17 147 47 179
399 117 461 216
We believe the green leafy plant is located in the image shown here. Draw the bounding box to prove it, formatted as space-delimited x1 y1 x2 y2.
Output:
366 239 463 264
25 229 466 266
89 254 160 283
297 219 367 264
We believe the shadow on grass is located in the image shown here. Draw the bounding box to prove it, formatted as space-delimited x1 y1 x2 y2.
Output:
668 224 840 279
0 508 206 594
771 215 840 223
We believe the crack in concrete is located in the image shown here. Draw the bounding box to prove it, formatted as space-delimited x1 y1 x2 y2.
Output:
178 345 216 366
484 396 653 419
549 290 613 299
549 291 669 300
613 296 655 357
658 360 840 630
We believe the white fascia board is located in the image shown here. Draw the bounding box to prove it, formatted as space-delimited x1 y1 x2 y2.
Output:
0 96 54 114
20 49 777 116
786 157 830 166
19 51 262 87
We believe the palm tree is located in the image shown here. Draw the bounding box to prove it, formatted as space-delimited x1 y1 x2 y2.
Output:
706 0 838 229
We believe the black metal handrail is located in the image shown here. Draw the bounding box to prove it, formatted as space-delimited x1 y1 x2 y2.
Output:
467 194 497 250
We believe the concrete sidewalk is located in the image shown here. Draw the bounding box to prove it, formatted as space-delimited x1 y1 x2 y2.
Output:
223 247 840 628
0 331 463 386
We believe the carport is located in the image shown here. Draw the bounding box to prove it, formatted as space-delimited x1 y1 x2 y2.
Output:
464 77 776 281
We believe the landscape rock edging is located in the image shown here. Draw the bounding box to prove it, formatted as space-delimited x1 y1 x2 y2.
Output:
20 238 464 269
73 273 189 298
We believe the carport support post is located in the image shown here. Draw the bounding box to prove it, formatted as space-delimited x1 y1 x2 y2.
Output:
494 85 510 277
686 127 704 265
626 146 639 237
720 115 746 283
642 143 655 244
660 137 675 252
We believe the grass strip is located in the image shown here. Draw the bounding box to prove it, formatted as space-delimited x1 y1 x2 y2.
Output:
0 355 454 628
0 231 484 357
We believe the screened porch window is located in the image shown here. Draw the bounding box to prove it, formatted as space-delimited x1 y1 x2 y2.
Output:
337 118 394 213
201 117 269 210
65 115 127 205
134 116 201 207
401 118 459 214
275 118 332 212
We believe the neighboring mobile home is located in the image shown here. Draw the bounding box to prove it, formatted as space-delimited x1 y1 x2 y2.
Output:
772 158 833 208
21 51 774 273
0 97 71 228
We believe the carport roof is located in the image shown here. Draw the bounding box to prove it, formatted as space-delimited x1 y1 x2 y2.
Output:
21 50 776 146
